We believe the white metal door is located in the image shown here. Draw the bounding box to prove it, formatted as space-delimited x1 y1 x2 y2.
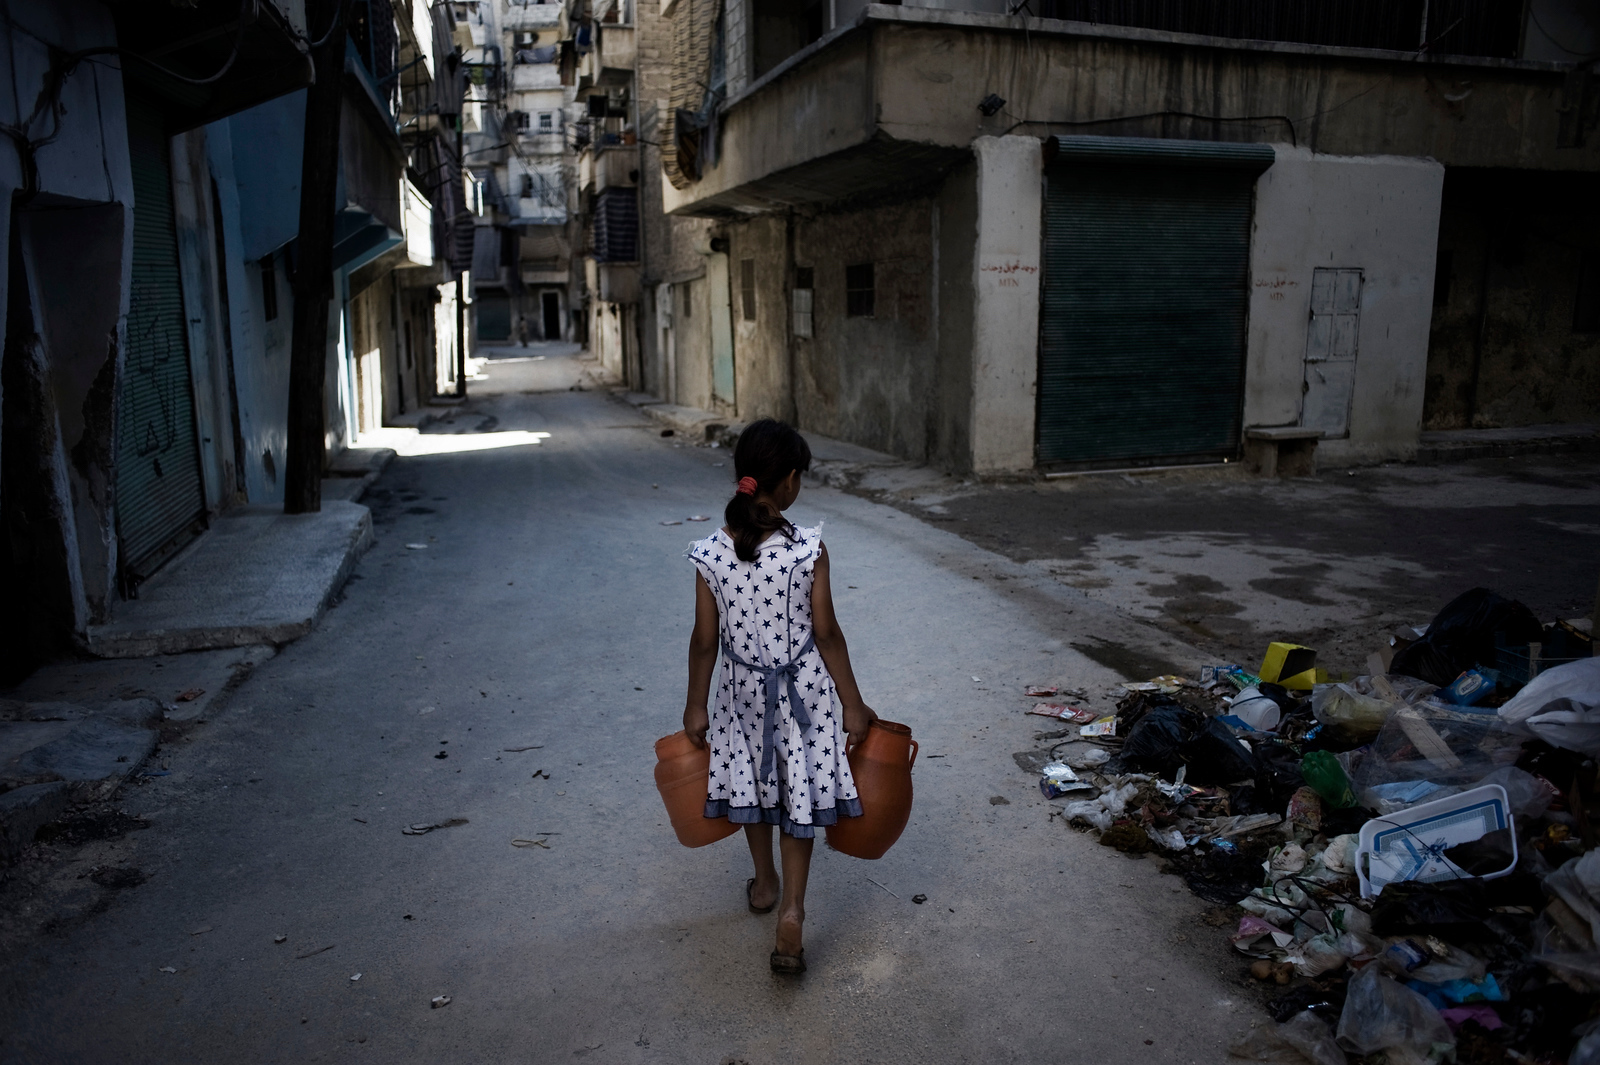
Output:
1300 267 1362 437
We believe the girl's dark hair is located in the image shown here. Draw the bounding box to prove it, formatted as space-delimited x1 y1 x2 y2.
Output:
725 419 812 562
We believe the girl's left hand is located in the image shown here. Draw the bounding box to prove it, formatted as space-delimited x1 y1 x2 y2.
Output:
842 702 878 748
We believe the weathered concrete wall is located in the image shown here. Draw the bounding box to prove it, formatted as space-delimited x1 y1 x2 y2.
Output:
668 8 1590 218
934 157 977 471
726 215 791 423
790 198 939 458
969 136 1040 473
672 274 714 412
1425 170 1600 429
206 115 293 504
0 1 134 661
1247 148 1443 465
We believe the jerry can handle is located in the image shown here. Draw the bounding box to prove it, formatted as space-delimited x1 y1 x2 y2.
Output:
907 739 918 768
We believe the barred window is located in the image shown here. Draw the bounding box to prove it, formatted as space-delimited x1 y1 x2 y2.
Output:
845 262 874 318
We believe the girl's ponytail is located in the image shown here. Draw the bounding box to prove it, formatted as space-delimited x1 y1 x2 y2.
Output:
724 419 812 562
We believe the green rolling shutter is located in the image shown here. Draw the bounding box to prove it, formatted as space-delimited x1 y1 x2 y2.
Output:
116 97 207 581
1037 138 1270 469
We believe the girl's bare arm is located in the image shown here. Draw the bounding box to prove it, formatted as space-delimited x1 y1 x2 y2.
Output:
811 543 878 745
683 574 720 748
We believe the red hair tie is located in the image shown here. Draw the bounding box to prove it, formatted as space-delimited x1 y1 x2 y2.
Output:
736 476 758 496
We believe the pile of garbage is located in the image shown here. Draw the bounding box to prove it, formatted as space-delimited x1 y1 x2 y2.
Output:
1034 588 1600 1065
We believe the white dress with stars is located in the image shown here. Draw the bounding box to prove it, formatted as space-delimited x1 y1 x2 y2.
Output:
686 524 861 838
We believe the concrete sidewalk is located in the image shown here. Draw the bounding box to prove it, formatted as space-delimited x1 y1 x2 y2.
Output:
86 501 374 658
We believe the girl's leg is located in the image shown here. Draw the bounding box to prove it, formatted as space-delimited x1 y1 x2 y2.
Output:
774 832 814 957
745 824 779 910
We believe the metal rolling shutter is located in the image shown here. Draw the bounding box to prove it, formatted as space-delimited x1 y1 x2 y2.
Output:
116 97 206 580
1037 138 1271 469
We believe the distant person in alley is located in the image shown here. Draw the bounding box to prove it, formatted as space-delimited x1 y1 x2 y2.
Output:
681 419 877 974
516 315 532 347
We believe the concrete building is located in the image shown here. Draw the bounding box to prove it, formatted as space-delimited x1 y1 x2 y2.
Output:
618 0 1598 475
458 0 580 346
0 0 466 678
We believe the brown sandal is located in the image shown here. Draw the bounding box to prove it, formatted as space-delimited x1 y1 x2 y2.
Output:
746 878 776 915
769 949 806 975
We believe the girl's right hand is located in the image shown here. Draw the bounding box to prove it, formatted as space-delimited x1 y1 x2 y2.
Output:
683 703 710 749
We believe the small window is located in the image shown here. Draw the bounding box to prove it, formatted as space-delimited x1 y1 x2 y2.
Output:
793 266 814 338
520 174 534 198
1432 249 1452 309
260 254 278 321
740 258 756 321
681 280 692 319
1576 251 1600 334
845 262 874 318
538 111 554 131
511 111 531 131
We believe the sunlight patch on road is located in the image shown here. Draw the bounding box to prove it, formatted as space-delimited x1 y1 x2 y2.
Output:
361 427 551 456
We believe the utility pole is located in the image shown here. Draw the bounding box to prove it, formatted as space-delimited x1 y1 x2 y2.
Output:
284 0 350 513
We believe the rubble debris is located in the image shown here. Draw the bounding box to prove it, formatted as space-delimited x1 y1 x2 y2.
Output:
402 818 468 836
1034 586 1600 1065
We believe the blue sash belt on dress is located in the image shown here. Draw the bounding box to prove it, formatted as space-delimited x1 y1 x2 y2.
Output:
721 633 816 785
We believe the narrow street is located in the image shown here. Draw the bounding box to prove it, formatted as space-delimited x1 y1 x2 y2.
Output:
3 348 1244 1064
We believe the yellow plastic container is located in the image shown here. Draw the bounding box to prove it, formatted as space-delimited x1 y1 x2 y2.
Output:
1259 642 1318 690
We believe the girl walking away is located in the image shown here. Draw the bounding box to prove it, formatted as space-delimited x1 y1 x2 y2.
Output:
683 419 877 974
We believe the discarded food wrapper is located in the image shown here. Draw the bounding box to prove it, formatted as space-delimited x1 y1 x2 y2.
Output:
659 520 683 526
1024 685 1059 697
431 995 452 1009
686 515 710 522
350 973 362 982
1027 702 1098 724
1039 762 1097 798
1079 716 1117 738
1199 665 1242 686
159 966 177 974
1120 675 1190 694
405 543 428 550
1440 668 1497 707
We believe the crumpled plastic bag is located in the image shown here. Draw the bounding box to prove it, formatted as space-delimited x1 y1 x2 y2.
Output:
1312 675 1441 743
1343 701 1523 796
1498 658 1600 756
1545 849 1600 945
1573 1029 1600 1065
1228 1011 1344 1065
1336 966 1454 1064
1063 781 1140 833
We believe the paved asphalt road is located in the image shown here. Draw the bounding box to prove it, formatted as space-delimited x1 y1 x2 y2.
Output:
4 347 1249 1063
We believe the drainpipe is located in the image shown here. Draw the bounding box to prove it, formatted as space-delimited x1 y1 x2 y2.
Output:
456 117 467 398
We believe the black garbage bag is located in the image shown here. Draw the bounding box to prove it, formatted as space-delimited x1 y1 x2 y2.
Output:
1390 587 1543 686
1117 705 1195 779
1183 716 1260 786
1118 706 1259 785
